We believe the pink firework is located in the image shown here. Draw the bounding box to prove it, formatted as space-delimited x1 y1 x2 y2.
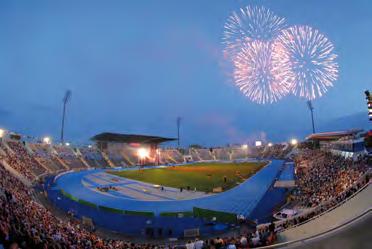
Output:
233 40 292 104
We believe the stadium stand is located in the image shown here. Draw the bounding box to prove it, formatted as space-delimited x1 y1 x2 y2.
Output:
169 149 185 163
79 146 109 168
159 149 178 164
213 148 231 161
1 140 46 179
53 145 87 169
120 145 138 166
230 147 247 160
197 149 214 161
189 148 202 161
29 143 67 172
105 149 128 167
277 182 372 242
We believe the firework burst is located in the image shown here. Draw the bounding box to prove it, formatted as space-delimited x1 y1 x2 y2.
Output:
223 6 287 59
272 25 339 100
233 40 292 104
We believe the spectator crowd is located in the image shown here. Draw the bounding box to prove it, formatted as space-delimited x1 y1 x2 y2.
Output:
294 150 369 208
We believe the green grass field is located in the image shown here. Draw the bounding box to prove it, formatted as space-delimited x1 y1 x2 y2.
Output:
107 161 267 192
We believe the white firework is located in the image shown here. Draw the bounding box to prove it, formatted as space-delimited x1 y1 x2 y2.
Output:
223 6 287 59
272 25 339 100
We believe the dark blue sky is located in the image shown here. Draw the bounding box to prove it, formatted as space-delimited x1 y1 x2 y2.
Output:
0 0 371 146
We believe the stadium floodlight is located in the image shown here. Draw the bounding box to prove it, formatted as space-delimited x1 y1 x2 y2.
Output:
255 141 262 147
65 142 70 146
268 142 273 147
43 136 51 144
0 129 5 138
241 144 248 149
137 148 150 159
88 145 92 148
60 90 72 144
307 100 316 134
290 138 298 146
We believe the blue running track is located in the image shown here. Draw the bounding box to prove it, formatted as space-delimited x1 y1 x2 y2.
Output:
53 160 284 217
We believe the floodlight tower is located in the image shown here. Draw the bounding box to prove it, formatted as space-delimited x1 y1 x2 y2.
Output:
176 117 182 147
60 90 72 144
307 100 316 134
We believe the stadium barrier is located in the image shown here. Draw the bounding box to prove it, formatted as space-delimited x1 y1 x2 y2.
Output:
59 188 238 222
160 211 194 218
78 199 98 209
193 207 237 223
60 189 79 201
125 210 154 217
98 206 155 217
60 190 156 217
60 189 155 216
98 205 125 214
59 185 243 223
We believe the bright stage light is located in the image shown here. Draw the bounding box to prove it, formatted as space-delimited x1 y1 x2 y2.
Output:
241 144 248 149
268 142 273 147
65 142 70 146
43 136 51 144
290 138 298 145
137 148 150 159
0 129 5 138
255 141 262 147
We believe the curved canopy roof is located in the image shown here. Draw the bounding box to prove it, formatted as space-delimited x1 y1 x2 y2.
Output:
306 129 363 141
91 132 176 144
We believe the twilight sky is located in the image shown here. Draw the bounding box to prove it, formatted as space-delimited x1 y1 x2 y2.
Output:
0 0 371 146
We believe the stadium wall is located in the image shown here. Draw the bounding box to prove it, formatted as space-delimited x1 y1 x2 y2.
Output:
47 186 229 237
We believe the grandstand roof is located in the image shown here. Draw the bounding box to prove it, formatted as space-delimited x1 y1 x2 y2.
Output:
306 129 363 141
91 132 176 144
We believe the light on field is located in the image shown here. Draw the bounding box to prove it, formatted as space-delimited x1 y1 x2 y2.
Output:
255 141 262 147
290 139 298 145
43 136 51 144
241 144 248 149
0 129 5 138
137 148 150 159
268 142 273 147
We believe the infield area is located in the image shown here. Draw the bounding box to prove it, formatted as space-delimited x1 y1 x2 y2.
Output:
107 161 267 192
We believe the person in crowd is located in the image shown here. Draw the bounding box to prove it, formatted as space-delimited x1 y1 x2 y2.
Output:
194 238 204 249
185 240 194 249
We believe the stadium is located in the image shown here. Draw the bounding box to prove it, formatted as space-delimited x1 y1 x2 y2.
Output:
0 127 371 248
1 1 372 249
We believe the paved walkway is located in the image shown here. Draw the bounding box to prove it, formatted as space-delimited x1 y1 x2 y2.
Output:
278 162 295 181
278 211 372 249
278 183 372 242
